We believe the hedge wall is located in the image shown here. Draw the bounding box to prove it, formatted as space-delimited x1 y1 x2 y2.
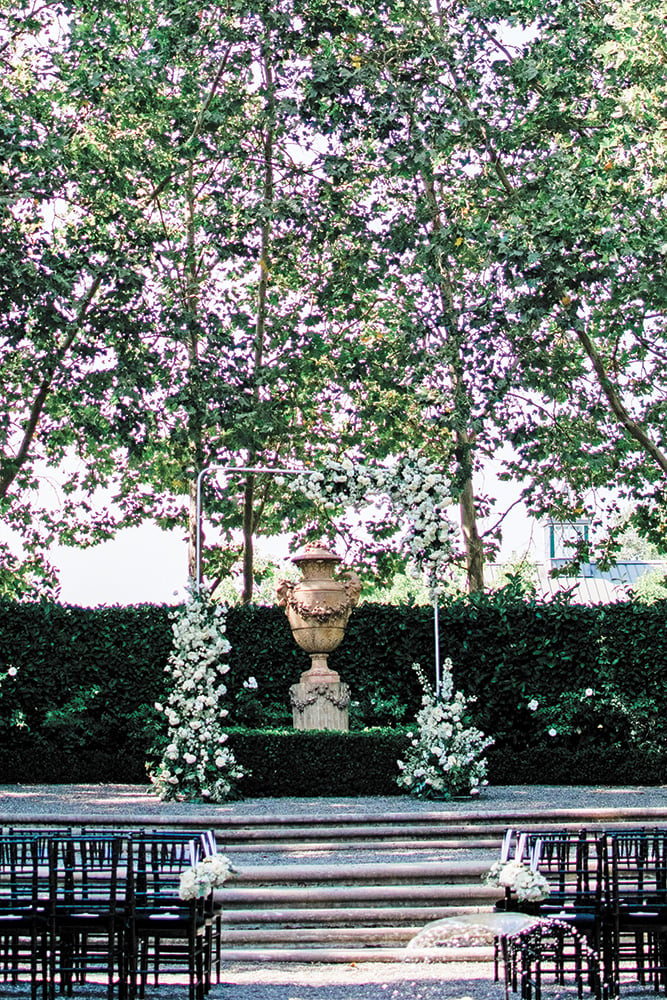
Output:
0 603 172 748
0 593 666 789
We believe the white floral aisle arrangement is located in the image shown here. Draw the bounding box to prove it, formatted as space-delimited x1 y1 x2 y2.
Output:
397 659 494 800
484 859 550 903
150 588 246 802
179 853 235 901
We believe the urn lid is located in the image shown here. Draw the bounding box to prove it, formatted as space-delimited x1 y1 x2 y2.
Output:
291 543 341 565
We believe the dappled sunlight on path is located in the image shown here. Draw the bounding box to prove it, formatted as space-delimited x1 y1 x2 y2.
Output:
2 784 667 822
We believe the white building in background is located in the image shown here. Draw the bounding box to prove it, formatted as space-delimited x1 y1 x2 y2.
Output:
486 518 667 604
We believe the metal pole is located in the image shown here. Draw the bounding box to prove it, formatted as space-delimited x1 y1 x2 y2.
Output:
195 465 316 593
434 600 441 697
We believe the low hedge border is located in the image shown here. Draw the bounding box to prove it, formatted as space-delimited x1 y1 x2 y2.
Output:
1 728 665 792
227 728 411 797
488 746 667 787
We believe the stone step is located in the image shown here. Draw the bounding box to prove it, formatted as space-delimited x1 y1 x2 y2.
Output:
220 926 423 945
212 810 667 852
9 806 667 840
219 883 498 908
211 809 667 961
223 837 501 853
230 860 489 885
223 903 489 926
212 805 667 828
214 945 494 963
217 822 508 842
215 850 500 961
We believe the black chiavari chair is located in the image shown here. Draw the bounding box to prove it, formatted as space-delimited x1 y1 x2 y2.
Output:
605 829 667 996
46 832 133 999
130 830 210 1000
0 833 50 999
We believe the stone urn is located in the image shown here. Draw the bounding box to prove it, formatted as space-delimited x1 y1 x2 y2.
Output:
277 544 360 731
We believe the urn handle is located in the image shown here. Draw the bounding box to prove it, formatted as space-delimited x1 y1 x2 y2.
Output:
276 579 294 608
343 572 361 608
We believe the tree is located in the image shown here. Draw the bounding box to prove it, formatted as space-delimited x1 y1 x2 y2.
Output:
2 1 425 599
297 1 536 589
486 0 667 561
298 0 667 578
0 1 157 597
15 0 667 600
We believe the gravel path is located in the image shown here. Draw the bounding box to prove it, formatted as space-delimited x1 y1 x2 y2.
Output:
2 782 667 820
0 962 656 1000
0 962 504 1000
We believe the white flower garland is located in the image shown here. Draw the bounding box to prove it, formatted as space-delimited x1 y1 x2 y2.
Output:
150 589 246 802
397 660 494 800
289 452 457 598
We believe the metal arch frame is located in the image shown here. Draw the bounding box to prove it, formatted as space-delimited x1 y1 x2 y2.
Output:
194 463 442 694
195 465 316 593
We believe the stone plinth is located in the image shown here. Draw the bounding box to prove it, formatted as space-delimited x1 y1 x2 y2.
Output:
290 681 350 732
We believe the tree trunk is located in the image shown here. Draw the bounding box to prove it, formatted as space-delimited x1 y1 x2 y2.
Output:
459 472 485 592
188 475 200 585
419 169 486 592
184 161 205 587
0 276 102 501
240 39 275 603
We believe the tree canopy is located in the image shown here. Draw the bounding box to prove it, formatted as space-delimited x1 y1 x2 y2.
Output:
2 0 667 600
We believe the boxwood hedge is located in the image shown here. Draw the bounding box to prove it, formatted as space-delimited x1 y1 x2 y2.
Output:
0 592 665 790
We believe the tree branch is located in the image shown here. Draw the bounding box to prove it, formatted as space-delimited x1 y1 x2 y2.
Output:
574 319 667 478
0 274 103 499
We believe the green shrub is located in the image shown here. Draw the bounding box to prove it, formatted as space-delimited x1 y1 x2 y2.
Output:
223 727 411 796
487 744 667 786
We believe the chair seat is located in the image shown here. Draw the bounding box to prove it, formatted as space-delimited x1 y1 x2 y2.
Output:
543 909 598 929
135 909 207 929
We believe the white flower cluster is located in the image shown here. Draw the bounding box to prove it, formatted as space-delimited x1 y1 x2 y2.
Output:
484 859 550 903
290 453 457 598
150 589 246 803
0 664 18 690
179 853 235 901
397 660 494 800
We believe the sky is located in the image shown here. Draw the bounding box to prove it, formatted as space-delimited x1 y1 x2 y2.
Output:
52 523 190 607
49 464 541 607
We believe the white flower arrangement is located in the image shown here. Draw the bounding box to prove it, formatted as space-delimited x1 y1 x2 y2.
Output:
150 588 246 802
290 452 457 598
396 660 494 800
179 853 235 901
484 859 550 903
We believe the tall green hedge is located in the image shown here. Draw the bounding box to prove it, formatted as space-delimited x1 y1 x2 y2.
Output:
224 597 667 745
0 593 666 788
0 602 172 741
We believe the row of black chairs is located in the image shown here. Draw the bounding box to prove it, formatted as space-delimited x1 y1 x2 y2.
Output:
0 826 223 1000
494 827 667 1000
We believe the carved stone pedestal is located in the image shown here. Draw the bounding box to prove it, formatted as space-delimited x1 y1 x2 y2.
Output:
290 681 350 732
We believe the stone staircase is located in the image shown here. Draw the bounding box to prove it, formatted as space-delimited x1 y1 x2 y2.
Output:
7 794 667 965
209 805 667 964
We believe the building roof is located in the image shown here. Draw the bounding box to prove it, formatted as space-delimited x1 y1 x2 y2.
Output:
485 561 667 604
